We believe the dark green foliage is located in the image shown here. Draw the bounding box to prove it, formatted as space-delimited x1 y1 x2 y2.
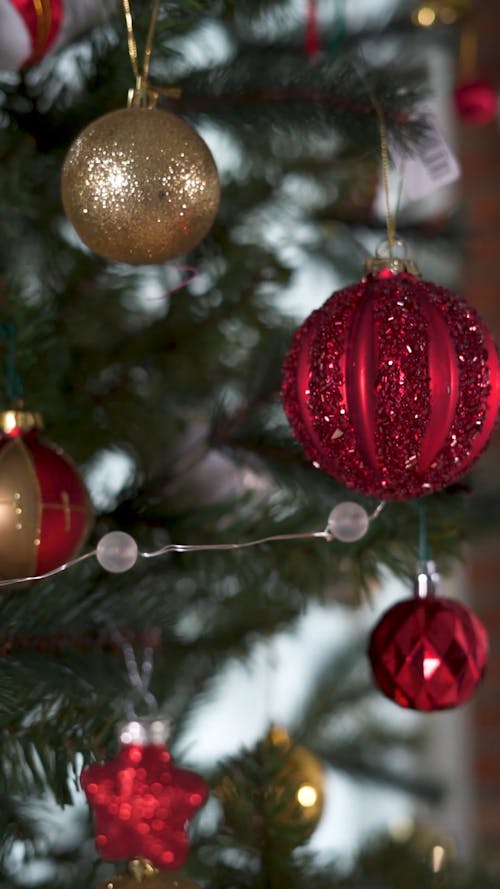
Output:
0 0 492 886
337 831 500 889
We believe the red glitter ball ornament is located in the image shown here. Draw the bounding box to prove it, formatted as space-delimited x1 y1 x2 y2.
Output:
454 79 497 125
81 720 208 871
368 594 488 711
281 267 500 499
0 409 92 579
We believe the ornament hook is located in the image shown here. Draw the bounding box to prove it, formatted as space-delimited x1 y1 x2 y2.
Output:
364 238 420 276
128 76 159 109
128 858 159 882
376 237 410 260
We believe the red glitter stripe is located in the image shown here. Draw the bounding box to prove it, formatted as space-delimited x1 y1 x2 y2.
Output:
371 277 431 494
423 286 498 488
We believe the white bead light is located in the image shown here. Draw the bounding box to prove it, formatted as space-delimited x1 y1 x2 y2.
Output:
0 500 385 589
96 531 139 573
327 502 370 543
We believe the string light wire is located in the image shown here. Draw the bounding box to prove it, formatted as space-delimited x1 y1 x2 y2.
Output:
0 503 385 589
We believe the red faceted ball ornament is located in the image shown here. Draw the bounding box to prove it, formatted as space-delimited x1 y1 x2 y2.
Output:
0 410 92 580
368 595 488 711
281 265 500 499
454 79 497 125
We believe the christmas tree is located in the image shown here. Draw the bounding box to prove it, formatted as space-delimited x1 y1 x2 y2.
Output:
0 1 499 887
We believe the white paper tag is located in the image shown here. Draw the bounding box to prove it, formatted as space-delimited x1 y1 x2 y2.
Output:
390 107 461 202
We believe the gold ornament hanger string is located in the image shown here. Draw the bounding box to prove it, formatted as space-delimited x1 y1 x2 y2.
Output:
121 0 161 104
143 0 160 84
372 97 397 252
121 0 181 105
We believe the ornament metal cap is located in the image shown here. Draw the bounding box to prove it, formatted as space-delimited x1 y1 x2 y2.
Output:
363 238 421 277
127 76 182 110
128 75 159 110
118 716 171 747
267 723 291 747
128 858 158 882
0 410 43 434
414 560 440 599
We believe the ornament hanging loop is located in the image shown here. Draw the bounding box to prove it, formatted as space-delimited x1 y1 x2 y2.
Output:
376 238 410 259
128 76 159 109
128 858 159 882
97 615 160 718
364 238 420 276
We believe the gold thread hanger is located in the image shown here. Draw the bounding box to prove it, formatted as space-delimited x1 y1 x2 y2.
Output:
371 95 397 251
364 96 420 277
121 0 180 108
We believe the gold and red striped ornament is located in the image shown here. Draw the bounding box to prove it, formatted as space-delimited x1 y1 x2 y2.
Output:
0 0 115 70
0 409 92 580
0 0 62 66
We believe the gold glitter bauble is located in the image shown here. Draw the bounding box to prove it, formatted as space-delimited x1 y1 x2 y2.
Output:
217 726 325 842
267 726 325 836
61 107 220 265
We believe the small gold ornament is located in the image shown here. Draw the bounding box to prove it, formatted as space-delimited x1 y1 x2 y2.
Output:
98 859 201 889
217 725 325 843
61 106 220 265
267 725 325 836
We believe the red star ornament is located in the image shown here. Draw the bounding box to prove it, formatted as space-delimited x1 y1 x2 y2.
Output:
81 742 208 870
